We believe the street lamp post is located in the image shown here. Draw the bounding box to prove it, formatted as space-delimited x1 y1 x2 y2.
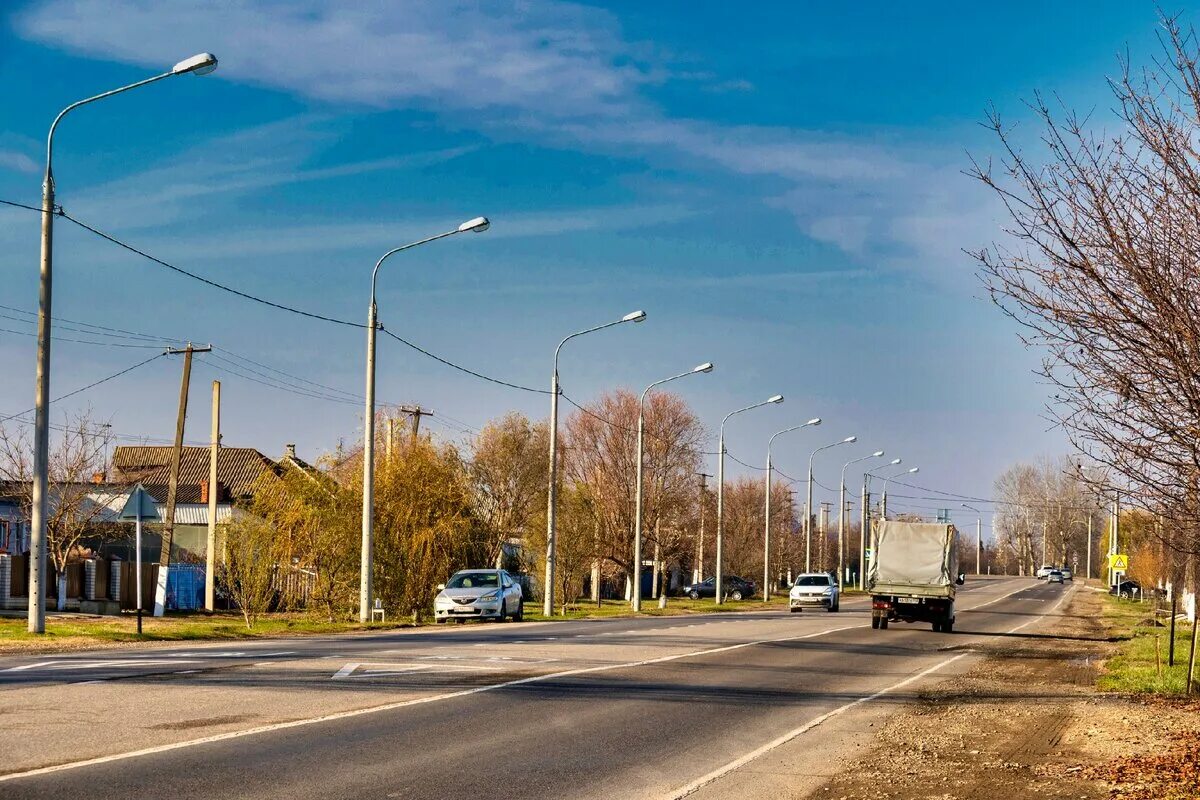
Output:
880 466 919 519
805 436 856 572
962 503 983 575
840 451 884 586
717 395 784 604
359 216 491 623
544 311 646 616
763 419 821 601
27 52 219 634
862 458 901 589
633 363 714 611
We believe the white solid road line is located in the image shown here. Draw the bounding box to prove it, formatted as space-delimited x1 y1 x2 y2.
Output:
665 652 972 799
665 580 1070 799
0 579 1033 785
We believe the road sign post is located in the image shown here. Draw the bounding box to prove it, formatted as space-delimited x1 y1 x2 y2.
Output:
120 484 158 635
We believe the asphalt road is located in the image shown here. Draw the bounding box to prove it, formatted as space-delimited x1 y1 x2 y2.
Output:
0 577 1072 799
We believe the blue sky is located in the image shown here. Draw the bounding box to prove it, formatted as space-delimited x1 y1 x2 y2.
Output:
0 1 1168 534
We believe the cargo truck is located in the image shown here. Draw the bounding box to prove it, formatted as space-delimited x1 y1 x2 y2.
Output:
867 520 965 632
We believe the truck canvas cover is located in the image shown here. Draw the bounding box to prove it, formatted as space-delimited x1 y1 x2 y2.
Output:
868 521 959 598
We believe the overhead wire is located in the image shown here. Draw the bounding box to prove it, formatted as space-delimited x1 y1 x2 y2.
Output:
0 352 166 425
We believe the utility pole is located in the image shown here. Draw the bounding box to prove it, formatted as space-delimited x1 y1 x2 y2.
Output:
860 478 870 590
1086 514 1093 580
156 344 210 616
1041 520 1048 567
205 379 220 612
399 404 433 440
819 502 830 571
838 484 846 584
976 517 982 576
695 472 711 583
385 416 396 461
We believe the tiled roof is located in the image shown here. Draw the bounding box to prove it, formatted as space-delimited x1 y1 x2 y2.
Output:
111 446 280 504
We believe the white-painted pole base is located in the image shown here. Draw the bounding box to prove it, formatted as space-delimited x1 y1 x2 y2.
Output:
153 564 169 617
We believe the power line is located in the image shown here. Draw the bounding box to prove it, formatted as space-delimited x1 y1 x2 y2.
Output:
56 208 368 329
0 198 42 213
0 352 166 425
379 327 549 394
211 346 362 402
0 325 166 349
0 304 184 344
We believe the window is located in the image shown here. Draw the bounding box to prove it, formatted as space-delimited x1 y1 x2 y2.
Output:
446 572 500 589
795 575 831 586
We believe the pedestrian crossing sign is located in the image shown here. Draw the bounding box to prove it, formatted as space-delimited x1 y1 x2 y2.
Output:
1109 554 1128 570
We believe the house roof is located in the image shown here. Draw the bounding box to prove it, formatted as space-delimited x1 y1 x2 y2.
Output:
111 446 280 504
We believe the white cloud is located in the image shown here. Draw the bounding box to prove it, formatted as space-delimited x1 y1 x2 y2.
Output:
14 0 653 117
14 0 991 282
0 150 38 174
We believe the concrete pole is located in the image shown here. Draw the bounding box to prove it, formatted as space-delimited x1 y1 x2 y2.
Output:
28 168 53 633
695 474 708 584
27 59 214 632
544 368 560 616
205 380 220 611
763 453 772 602
633 408 646 612
976 517 982 576
716 428 726 605
1087 515 1093 580
838 481 846 584
860 478 869 590
360 301 377 623
805 465 813 573
385 416 395 461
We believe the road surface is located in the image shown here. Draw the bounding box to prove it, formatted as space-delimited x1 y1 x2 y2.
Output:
0 576 1071 799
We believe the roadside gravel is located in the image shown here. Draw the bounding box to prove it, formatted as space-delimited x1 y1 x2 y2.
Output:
814 586 1200 799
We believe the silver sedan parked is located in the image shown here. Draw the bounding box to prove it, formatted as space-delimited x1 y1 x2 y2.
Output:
434 569 525 623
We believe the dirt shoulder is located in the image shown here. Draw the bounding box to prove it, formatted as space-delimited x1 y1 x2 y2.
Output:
816 586 1200 800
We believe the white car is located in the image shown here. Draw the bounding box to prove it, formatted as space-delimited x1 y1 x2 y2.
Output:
789 573 839 612
1036 565 1057 579
434 569 524 623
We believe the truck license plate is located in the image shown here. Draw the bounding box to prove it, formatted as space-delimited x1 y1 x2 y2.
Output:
897 597 920 604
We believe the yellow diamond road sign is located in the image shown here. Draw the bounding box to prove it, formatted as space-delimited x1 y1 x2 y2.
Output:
1109 554 1128 570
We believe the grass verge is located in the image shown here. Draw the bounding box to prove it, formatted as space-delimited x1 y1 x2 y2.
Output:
0 612 413 654
1098 593 1196 695
0 593 797 653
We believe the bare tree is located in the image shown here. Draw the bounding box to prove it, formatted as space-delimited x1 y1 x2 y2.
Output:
469 412 548 566
218 512 278 628
0 411 118 608
971 14 1200 570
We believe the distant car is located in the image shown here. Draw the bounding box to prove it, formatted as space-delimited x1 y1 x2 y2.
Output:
1047 570 1064 584
1109 579 1142 600
1059 567 1073 581
434 569 524 623
1036 565 1057 579
789 573 839 612
681 575 756 601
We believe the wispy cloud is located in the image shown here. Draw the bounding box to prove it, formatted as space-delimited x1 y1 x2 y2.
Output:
0 150 38 174
14 0 988 282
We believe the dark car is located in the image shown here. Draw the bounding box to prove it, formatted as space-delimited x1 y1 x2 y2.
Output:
681 575 756 601
1109 579 1142 599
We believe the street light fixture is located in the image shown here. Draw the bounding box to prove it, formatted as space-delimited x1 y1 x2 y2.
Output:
359 217 490 623
762 418 821 601
716 394 784 604
633 362 714 612
839 450 884 586
544 310 646 615
27 52 219 634
880 467 919 519
804 435 856 572
962 503 983 575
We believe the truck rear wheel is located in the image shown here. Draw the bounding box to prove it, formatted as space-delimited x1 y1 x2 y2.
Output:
944 618 953 633
932 620 942 633
879 615 889 630
870 613 880 629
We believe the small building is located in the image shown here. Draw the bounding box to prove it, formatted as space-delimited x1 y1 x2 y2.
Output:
105 443 310 561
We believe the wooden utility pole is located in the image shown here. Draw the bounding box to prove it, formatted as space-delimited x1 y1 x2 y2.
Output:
399 404 433 440
155 344 210 617
205 379 220 612
695 472 711 583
